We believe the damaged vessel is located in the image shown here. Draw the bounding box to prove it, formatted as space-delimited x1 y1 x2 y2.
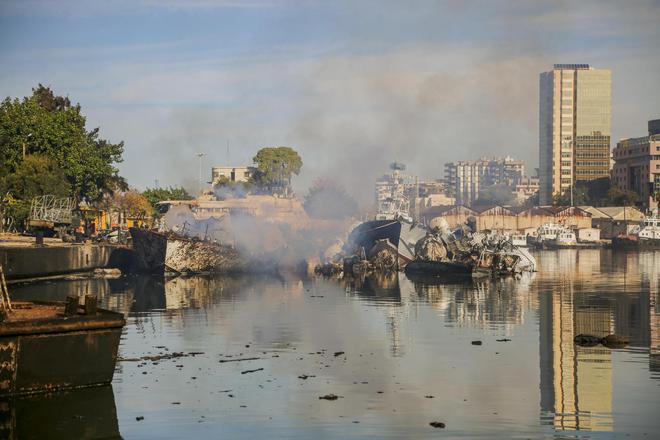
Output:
405 219 536 278
129 227 255 274
0 299 125 396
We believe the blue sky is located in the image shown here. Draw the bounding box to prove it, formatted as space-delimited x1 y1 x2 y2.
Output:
1 0 659 201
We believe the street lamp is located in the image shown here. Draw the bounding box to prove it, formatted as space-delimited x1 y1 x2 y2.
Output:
196 152 205 196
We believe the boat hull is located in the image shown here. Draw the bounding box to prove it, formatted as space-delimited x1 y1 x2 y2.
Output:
129 227 167 272
347 220 402 253
404 260 474 277
612 236 660 250
0 302 125 396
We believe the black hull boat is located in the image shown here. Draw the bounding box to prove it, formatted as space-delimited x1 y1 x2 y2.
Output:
0 300 125 396
347 220 402 253
612 235 660 250
404 260 474 277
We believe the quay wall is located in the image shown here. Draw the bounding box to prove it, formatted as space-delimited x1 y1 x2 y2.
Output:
0 244 135 280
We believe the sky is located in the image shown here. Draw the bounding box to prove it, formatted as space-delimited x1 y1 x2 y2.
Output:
1 0 659 203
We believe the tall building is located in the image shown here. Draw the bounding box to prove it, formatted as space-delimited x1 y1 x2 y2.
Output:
539 64 611 205
612 119 660 209
444 156 525 206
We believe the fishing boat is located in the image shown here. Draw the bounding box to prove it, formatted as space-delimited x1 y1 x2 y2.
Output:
0 300 125 396
612 210 660 249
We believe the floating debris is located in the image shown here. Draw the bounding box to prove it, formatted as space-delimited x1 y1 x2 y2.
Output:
319 394 340 400
429 421 446 428
241 368 264 375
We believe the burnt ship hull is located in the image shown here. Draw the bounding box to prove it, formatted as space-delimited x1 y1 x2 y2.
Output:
347 220 402 253
129 228 258 274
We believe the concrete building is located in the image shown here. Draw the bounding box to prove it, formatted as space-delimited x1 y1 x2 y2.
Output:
211 166 251 185
579 205 646 239
539 64 612 205
513 176 540 205
612 119 660 209
421 204 592 232
444 156 525 206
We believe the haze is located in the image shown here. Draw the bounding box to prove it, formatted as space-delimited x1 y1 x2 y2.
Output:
1 0 658 203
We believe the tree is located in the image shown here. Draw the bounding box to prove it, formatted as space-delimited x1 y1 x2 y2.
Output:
474 183 515 206
250 146 302 193
605 187 638 206
553 185 590 206
0 84 124 202
0 155 71 227
303 179 358 219
111 190 154 223
142 186 193 208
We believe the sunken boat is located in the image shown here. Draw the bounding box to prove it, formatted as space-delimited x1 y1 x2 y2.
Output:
0 299 125 396
129 227 252 274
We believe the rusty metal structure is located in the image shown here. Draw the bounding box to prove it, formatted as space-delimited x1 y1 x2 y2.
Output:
28 195 74 229
0 299 125 396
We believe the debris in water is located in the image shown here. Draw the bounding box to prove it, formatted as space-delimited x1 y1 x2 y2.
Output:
241 368 264 375
496 338 511 342
136 416 144 421
333 351 345 357
218 357 261 363
471 340 482 346
319 394 340 400
429 421 445 428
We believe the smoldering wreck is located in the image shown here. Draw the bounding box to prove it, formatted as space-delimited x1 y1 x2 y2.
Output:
317 216 537 279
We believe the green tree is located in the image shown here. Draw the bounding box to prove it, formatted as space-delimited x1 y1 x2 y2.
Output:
0 84 124 202
553 185 590 206
474 183 515 206
0 154 71 227
142 186 193 208
250 146 302 194
605 187 638 206
303 179 358 219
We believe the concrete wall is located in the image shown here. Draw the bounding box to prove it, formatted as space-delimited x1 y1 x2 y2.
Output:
0 244 132 280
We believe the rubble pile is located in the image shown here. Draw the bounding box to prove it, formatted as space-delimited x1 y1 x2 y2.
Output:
410 226 536 275
165 235 248 273
316 216 536 279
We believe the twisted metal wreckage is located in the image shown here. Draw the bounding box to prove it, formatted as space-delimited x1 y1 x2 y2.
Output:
317 217 537 278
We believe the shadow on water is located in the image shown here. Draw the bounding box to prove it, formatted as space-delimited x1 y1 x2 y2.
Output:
0 385 120 440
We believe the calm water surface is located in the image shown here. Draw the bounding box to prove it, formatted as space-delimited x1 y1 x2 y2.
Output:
7 249 660 439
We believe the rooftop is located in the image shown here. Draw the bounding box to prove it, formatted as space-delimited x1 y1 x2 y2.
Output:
554 63 590 70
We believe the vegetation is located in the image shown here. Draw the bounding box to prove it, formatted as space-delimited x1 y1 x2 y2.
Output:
250 147 302 194
605 187 638 206
553 178 638 207
142 186 193 208
0 155 72 228
0 85 124 203
303 179 358 219
111 190 154 221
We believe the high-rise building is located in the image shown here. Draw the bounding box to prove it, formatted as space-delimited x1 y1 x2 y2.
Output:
444 156 525 206
539 64 611 205
612 119 660 209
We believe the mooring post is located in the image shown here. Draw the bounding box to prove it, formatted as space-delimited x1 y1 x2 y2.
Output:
64 295 79 316
84 295 98 315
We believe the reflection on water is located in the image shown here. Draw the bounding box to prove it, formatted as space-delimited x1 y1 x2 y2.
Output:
0 386 120 439
7 249 660 439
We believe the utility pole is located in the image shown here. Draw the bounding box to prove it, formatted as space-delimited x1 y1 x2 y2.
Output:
196 153 205 196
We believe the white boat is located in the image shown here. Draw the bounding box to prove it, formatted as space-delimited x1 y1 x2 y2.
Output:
549 229 578 247
536 223 565 242
508 234 528 247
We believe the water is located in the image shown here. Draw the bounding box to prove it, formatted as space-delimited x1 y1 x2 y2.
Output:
7 249 660 439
